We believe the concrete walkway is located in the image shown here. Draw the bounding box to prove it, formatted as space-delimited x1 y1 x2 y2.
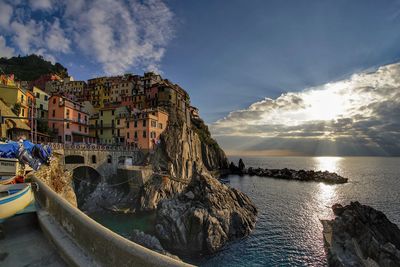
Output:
0 213 66 267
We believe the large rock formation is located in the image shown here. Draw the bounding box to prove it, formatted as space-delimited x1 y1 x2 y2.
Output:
138 175 186 211
155 171 257 256
321 202 400 267
136 104 257 257
139 107 229 211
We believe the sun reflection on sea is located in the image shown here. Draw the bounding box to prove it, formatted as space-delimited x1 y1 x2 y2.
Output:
314 156 343 173
314 157 342 218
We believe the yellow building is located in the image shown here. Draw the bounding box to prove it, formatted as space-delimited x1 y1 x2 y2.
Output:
0 98 30 140
0 82 29 123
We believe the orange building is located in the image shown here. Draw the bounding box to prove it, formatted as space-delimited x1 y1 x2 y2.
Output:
48 95 93 143
122 108 168 150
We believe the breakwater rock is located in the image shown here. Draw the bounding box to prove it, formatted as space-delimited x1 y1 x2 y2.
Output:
154 171 257 256
245 167 348 184
321 202 400 267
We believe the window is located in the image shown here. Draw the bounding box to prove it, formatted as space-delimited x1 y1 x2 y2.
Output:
107 155 112 164
112 129 115 135
41 111 44 118
112 110 115 116
52 123 55 129
40 104 43 110
36 92 40 98
117 119 120 125
65 135 71 141
127 121 129 128
134 131 138 139
52 110 55 117
79 125 82 131
21 109 25 116
117 129 120 136
143 131 146 138
100 129 103 134
127 132 130 139
78 113 81 121
53 98 56 104
21 95 24 102
85 127 87 133
91 155 96 164
151 120 157 128
66 123 70 129
44 95 48 101
100 110 103 116
159 123 163 129
143 120 146 127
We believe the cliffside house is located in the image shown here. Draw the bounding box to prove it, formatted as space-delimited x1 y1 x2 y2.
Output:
122 108 168 150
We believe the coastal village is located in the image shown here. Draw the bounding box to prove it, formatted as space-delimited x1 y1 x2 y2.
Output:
0 71 199 150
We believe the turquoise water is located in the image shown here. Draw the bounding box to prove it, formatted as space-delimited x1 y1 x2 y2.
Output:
89 211 156 237
91 157 400 266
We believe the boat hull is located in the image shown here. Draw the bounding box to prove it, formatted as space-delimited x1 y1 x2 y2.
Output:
0 184 34 220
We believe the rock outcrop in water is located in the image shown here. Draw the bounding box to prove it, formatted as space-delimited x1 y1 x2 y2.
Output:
128 230 181 261
155 171 257 255
245 167 348 184
321 202 400 267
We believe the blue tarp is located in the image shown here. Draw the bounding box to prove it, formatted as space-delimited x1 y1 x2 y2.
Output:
0 140 52 170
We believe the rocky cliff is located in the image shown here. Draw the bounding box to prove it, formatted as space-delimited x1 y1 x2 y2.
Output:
138 106 257 257
139 107 229 211
155 171 257 255
322 202 400 267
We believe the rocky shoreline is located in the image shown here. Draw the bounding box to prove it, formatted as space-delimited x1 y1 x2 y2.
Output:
321 202 400 267
228 159 348 184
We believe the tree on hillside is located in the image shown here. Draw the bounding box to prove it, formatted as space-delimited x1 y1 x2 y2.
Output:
0 54 68 81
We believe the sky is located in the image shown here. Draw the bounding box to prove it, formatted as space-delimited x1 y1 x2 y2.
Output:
1 0 400 156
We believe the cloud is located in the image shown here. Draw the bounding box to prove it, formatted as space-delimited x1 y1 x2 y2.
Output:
0 36 15 58
29 0 53 11
67 0 174 74
45 19 70 53
212 63 400 156
1 0 174 73
0 2 13 28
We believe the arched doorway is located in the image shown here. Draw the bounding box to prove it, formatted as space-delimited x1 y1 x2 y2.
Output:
72 166 101 209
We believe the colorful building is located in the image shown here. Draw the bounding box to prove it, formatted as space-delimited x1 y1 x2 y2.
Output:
48 95 92 143
33 86 49 119
123 108 168 150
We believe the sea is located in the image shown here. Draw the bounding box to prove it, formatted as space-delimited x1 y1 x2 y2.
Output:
90 156 400 266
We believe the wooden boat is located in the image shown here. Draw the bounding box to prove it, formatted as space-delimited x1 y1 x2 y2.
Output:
0 183 34 220
0 176 16 185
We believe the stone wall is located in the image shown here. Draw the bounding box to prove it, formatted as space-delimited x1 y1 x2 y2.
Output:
32 176 193 267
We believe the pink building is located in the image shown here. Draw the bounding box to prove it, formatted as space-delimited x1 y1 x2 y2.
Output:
48 95 93 143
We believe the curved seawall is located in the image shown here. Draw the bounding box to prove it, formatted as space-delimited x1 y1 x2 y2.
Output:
32 176 193 267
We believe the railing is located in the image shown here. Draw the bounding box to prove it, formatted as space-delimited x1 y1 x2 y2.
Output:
47 142 139 152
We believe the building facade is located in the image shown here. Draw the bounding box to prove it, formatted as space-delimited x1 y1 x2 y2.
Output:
48 95 92 143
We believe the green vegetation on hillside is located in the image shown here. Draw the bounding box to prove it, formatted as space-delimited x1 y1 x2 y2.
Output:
191 117 221 150
0 54 68 81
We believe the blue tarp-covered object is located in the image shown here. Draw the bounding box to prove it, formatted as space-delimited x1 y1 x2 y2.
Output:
0 140 52 170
